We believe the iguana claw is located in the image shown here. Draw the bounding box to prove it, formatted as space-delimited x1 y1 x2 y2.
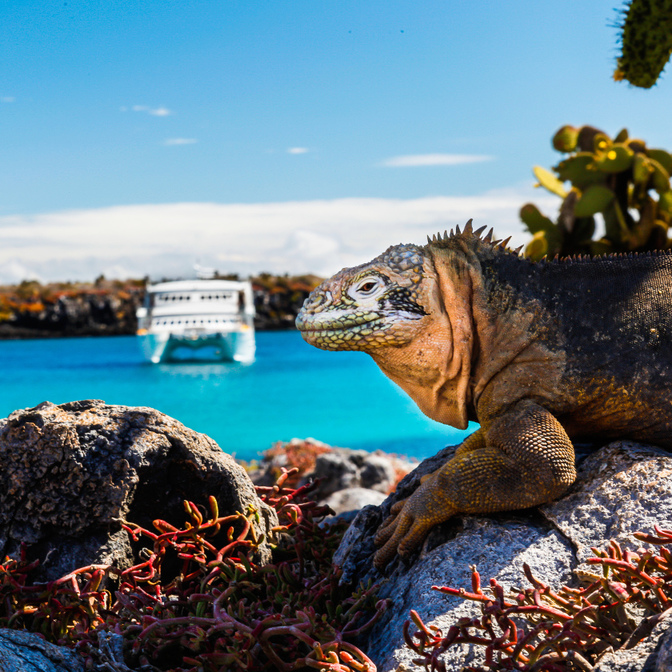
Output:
373 475 457 569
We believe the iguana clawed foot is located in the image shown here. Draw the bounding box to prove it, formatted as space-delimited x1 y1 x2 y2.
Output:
372 405 577 569
373 473 458 569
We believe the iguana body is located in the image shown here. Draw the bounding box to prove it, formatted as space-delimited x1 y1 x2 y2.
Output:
296 221 672 568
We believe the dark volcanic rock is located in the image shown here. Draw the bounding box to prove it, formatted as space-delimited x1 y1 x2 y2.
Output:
0 400 277 580
0 629 85 672
0 289 142 340
249 438 416 515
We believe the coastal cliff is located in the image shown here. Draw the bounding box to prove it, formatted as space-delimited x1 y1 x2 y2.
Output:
0 273 322 339
0 279 144 339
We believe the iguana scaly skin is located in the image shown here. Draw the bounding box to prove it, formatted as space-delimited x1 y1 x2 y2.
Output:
296 220 672 569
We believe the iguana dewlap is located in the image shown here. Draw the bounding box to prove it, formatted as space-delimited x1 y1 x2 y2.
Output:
296 220 672 568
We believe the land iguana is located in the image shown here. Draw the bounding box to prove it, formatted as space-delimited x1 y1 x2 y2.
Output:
295 220 672 569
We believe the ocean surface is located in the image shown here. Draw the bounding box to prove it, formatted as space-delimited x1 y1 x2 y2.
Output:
0 331 474 462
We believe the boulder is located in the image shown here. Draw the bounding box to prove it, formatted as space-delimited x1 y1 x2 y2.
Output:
0 400 277 581
334 441 672 672
359 453 401 493
322 486 387 519
249 438 416 510
310 449 363 497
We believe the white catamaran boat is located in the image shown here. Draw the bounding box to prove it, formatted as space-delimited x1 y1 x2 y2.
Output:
136 277 256 363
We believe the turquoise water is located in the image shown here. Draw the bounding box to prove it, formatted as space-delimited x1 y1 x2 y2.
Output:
0 331 474 461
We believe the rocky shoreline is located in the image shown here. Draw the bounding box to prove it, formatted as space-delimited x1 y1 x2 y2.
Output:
0 273 322 339
0 279 145 340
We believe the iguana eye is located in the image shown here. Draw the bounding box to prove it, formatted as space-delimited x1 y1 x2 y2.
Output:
349 276 385 300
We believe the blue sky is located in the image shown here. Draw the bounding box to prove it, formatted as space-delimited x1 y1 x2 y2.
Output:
2 0 672 282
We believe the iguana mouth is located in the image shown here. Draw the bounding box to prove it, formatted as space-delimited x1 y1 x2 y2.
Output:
295 312 382 333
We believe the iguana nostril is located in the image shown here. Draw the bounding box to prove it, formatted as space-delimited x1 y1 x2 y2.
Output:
300 294 318 311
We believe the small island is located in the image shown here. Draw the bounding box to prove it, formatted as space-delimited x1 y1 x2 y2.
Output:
0 273 323 339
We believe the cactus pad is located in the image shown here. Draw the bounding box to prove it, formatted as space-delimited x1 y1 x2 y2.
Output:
521 124 672 257
614 0 672 88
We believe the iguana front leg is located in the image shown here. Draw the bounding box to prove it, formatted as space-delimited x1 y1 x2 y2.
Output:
373 401 576 569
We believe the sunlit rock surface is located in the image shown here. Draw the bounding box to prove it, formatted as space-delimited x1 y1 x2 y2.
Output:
335 441 672 672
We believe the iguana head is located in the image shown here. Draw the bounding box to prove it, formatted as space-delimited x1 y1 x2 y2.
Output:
296 237 472 429
296 220 503 430
296 244 431 352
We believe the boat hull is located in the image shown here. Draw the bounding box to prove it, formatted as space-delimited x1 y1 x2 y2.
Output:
138 329 255 364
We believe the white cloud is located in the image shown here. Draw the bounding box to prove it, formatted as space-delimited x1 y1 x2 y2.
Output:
1 97 15 103
128 105 173 116
381 154 494 167
287 147 309 154
163 138 198 146
0 260 44 284
0 185 556 283
282 230 341 264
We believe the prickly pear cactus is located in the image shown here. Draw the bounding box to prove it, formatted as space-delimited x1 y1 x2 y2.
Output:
614 0 672 88
521 125 672 260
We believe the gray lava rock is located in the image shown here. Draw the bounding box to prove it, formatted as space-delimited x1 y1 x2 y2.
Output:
360 453 400 493
0 400 277 580
311 450 362 497
322 486 387 516
541 442 672 564
0 629 84 672
655 622 672 672
592 611 672 672
335 441 672 672
249 438 416 507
